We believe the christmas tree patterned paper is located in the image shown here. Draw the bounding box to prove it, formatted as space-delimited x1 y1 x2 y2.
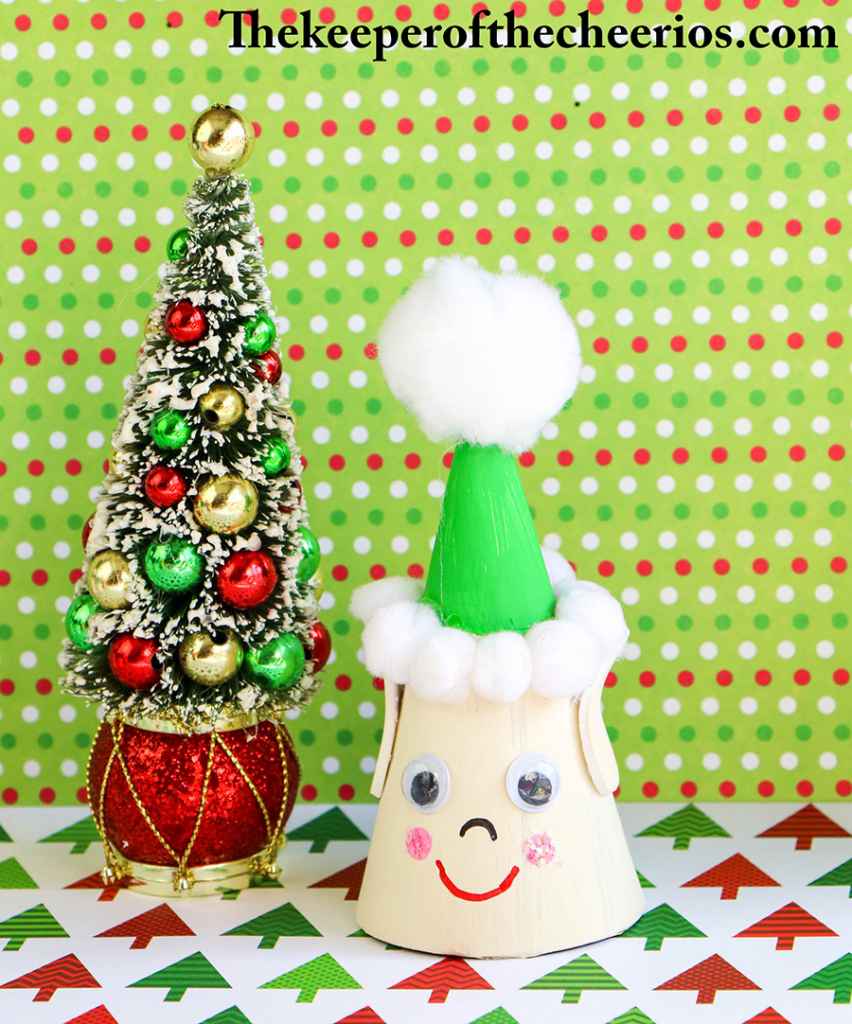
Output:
335 1008 385 1024
287 807 368 853
389 957 493 1005
65 870 129 901
223 902 321 947
758 804 850 851
791 953 852 1005
469 1008 520 1024
735 901 838 950
129 951 229 1003
523 953 626 1005
620 902 705 951
64 1006 120 1024
742 1010 792 1024
636 804 729 850
607 1008 657 1024
261 952 361 1003
0 902 68 950
810 857 852 898
196 1007 254 1024
1 953 99 1002
0 857 37 889
95 903 194 949
656 953 760 1005
682 852 780 900
309 858 366 900
39 817 101 855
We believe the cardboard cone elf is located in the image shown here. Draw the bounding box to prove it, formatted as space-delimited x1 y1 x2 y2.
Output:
351 258 643 958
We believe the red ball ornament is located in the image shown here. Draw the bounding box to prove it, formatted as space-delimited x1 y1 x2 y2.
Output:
309 620 332 671
81 513 94 551
144 465 187 508
108 634 160 690
87 718 299 893
217 550 278 609
165 300 207 344
252 349 282 384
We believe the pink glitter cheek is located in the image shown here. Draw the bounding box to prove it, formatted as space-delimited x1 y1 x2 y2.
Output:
523 832 556 866
405 826 432 861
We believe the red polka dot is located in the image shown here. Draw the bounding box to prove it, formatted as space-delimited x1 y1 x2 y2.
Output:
674 559 692 576
550 112 567 130
2 789 18 805
331 564 348 581
716 670 733 687
323 232 340 249
288 344 304 360
834 669 849 685
475 228 492 245
301 784 317 801
707 221 724 239
369 564 386 580
404 453 421 470
362 231 378 248
830 557 847 573
680 781 697 798
320 120 337 137
752 558 769 575
642 781 658 798
668 223 685 240
786 219 803 237
338 784 355 801
557 450 573 466
27 460 44 477
91 13 107 29
750 446 767 463
636 559 653 577
359 118 376 136
396 4 412 18
639 671 655 688
634 448 650 465
32 569 48 586
167 11 183 28
757 780 774 797
796 780 813 798
744 106 762 124
0 680 13 696
366 453 383 471
21 238 38 255
706 108 723 125
788 444 806 462
746 220 763 237
335 675 351 691
18 127 34 144
285 233 302 250
36 678 52 695
793 669 810 686
435 116 452 133
678 670 694 687
783 105 800 122
39 787 56 804
755 669 772 686
667 109 683 127
591 224 607 242
397 117 414 134
318 6 335 23
437 228 454 246
823 103 840 121
672 447 689 464
589 112 606 129
514 227 531 244
15 14 31 30
791 557 808 574
598 560 614 577
328 455 345 472
552 225 569 243
357 5 373 20
719 780 736 798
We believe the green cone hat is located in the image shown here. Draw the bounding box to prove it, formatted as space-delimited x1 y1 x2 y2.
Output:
422 442 555 635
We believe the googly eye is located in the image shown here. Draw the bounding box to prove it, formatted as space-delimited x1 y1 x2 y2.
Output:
506 753 560 812
401 754 450 813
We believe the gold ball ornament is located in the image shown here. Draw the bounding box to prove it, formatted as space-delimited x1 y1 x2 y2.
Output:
198 384 244 431
87 550 133 610
194 475 259 535
179 629 244 686
190 105 254 177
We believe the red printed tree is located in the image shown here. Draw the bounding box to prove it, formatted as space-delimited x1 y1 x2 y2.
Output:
682 853 779 900
656 953 759 1005
309 858 366 901
1 953 100 1002
95 903 195 949
335 1008 386 1024
64 1007 120 1024
390 956 493 1004
742 1010 791 1024
757 804 849 851
65 870 130 901
735 901 837 950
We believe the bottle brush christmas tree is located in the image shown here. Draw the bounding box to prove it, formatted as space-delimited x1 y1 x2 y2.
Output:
60 105 329 895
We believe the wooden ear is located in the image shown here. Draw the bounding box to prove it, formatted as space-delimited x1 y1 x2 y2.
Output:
578 684 619 796
369 681 402 798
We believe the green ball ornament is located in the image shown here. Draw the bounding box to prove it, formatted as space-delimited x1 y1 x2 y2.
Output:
151 409 192 450
65 593 99 651
144 537 204 592
262 437 292 477
246 632 305 690
243 312 276 356
297 525 320 583
166 227 190 262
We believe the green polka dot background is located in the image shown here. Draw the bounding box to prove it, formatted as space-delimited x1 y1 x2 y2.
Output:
0 2 847 806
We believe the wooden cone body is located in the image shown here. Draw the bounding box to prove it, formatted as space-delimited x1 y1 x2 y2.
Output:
358 687 643 957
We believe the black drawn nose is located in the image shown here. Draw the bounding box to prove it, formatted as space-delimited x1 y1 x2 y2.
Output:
459 817 497 842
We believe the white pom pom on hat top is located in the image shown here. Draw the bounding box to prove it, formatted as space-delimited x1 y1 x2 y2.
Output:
378 256 582 453
351 550 628 705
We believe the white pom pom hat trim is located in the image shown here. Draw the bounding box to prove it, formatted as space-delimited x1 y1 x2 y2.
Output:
352 549 628 704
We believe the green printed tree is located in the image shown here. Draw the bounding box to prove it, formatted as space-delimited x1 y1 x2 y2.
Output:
218 873 282 900
791 953 852 1005
0 857 37 889
287 807 367 853
469 1008 519 1024
637 870 655 889
620 903 706 951
523 953 626 1004
223 902 320 948
0 903 68 950
129 951 230 1003
607 1008 657 1024
261 952 361 1003
39 816 101 854
0 824 11 841
637 804 729 850
197 1007 254 1024
810 856 852 898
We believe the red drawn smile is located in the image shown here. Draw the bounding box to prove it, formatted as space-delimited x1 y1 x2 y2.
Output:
435 859 520 902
